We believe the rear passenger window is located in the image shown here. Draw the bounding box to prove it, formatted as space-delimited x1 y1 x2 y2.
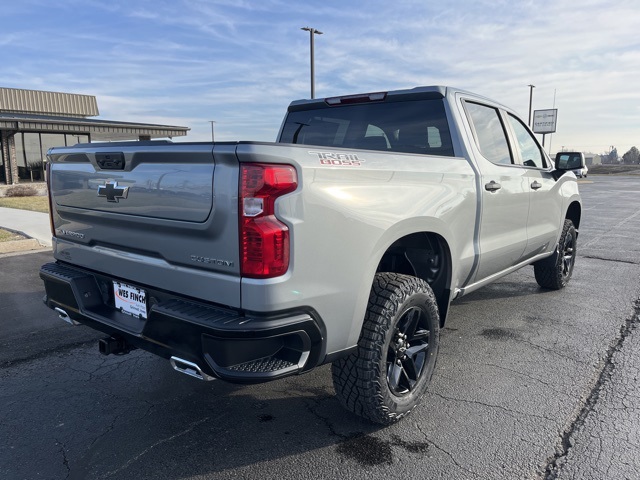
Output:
464 102 513 165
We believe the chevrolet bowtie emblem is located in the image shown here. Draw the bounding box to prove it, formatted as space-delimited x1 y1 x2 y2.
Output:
97 181 129 202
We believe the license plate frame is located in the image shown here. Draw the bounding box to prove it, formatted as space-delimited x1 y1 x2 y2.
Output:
113 281 148 319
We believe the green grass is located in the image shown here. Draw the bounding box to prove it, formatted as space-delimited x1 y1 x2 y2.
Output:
0 196 49 213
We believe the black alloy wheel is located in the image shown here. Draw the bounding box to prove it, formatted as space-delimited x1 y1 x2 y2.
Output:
332 272 440 424
534 219 577 290
387 306 431 395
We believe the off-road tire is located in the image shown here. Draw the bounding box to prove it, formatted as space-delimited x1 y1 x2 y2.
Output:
534 219 577 290
332 272 440 424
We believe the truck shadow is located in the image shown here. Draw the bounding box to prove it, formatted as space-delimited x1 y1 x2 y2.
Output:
1 251 432 479
65 358 417 478
4 348 429 479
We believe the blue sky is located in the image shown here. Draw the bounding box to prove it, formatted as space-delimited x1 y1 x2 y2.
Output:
1 0 638 156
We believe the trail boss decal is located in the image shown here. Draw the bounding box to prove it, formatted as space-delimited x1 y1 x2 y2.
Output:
309 151 364 167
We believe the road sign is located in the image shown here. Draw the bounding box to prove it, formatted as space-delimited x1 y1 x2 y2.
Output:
532 109 558 134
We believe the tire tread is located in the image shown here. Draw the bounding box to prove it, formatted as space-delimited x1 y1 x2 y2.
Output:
534 219 576 290
332 272 439 424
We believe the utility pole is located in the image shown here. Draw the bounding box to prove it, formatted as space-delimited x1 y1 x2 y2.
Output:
208 121 216 142
548 88 556 154
301 27 323 99
528 84 535 127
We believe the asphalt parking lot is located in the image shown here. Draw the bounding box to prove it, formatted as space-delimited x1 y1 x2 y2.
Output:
2 176 640 479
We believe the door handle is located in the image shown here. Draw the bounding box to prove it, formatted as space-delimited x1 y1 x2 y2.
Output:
531 181 542 190
485 180 501 192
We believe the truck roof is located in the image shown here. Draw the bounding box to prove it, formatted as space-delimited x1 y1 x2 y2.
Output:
287 85 509 112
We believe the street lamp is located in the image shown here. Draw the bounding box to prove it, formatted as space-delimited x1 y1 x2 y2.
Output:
208 120 216 142
528 84 535 127
301 26 323 99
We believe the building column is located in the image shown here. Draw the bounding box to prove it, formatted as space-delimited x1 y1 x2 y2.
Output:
0 132 6 185
7 133 18 184
1 131 17 185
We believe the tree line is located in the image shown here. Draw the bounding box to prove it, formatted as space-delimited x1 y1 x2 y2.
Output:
602 147 640 164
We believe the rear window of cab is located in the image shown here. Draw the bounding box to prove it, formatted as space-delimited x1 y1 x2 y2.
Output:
279 99 455 157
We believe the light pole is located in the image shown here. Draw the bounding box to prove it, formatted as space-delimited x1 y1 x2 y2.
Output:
301 26 323 99
528 84 535 127
208 120 216 142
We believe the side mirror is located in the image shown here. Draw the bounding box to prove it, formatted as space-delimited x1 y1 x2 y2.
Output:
554 153 585 172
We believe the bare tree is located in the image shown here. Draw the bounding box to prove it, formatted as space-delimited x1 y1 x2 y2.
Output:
622 146 640 165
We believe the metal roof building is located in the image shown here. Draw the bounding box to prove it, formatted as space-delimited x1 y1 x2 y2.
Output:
0 87 190 185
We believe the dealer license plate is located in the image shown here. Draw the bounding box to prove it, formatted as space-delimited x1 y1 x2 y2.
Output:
113 281 147 319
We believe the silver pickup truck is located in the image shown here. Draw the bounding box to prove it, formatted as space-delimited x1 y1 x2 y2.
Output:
40 86 581 424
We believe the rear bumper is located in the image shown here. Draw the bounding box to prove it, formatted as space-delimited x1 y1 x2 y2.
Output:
40 262 324 383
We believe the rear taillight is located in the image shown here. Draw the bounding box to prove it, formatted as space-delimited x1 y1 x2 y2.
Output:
240 163 297 278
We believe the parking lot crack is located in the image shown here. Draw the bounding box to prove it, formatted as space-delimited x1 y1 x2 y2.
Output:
582 254 639 265
98 416 211 479
478 362 572 398
277 382 344 439
431 392 555 422
543 299 640 479
416 424 480 477
517 338 584 364
55 438 71 479
300 395 345 439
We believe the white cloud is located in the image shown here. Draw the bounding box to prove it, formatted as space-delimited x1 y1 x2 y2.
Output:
0 0 638 154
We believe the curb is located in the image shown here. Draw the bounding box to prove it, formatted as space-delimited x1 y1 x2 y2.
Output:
0 224 51 255
0 238 45 254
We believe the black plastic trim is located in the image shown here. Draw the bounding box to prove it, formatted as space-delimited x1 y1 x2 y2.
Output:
323 345 358 364
39 262 325 383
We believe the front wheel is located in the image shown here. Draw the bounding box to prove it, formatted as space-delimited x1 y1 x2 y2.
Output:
534 219 577 290
332 273 440 424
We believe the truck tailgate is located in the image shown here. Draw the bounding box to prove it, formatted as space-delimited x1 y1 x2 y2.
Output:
47 142 241 307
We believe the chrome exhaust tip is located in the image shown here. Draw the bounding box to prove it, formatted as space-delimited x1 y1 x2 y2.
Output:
54 307 80 325
170 356 215 381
